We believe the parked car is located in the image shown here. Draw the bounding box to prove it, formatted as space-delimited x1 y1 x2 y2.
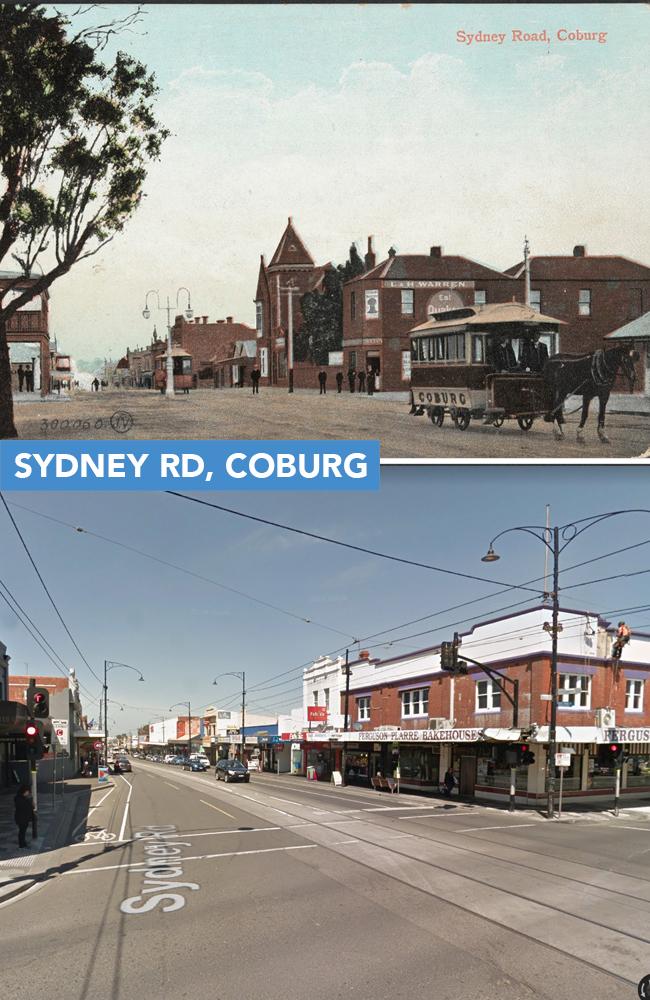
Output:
184 759 207 772
164 754 177 764
215 759 250 783
116 756 132 772
189 753 211 769
171 755 186 766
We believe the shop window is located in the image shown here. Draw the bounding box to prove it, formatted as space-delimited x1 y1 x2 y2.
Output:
399 747 438 782
558 673 591 708
401 289 414 315
578 289 591 316
357 697 370 721
625 678 644 712
476 680 501 712
626 754 650 786
401 688 429 718
474 290 486 307
588 746 616 788
529 290 541 313
476 745 527 789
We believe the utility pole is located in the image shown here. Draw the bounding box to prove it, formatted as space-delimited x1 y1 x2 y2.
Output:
524 236 531 307
280 284 300 393
547 526 560 820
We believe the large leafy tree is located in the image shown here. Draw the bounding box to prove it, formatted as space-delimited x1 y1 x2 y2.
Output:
295 244 366 365
0 4 169 437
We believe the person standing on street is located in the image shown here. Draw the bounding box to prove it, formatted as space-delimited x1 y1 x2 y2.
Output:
25 366 34 392
14 785 35 848
17 365 25 392
348 368 356 393
336 371 343 393
251 367 261 394
367 366 375 395
318 370 327 395
442 769 456 798
357 368 366 393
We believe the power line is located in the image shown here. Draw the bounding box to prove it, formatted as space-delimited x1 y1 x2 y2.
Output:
166 492 546 597
5 500 358 642
0 493 104 687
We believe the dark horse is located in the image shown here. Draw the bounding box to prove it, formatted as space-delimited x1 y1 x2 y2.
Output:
543 345 638 443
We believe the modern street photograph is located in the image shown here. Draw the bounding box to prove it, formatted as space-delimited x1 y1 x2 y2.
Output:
1 3 649 456
1 467 650 998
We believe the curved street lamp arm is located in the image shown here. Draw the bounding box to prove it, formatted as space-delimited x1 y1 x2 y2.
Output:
106 661 145 681
557 509 650 553
488 525 553 554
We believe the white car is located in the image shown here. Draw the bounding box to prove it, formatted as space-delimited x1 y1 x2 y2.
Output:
189 753 210 769
164 754 177 764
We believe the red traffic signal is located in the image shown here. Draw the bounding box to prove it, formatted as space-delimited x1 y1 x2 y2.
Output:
520 744 528 752
609 744 619 753
25 723 38 738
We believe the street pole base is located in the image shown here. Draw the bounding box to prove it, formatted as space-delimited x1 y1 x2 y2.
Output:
288 372 294 394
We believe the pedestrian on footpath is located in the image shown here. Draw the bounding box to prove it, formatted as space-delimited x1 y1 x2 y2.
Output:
357 368 366 393
367 366 375 395
318 370 327 394
336 371 343 393
348 368 356 393
14 785 35 848
442 769 456 798
25 366 34 392
17 365 25 392
251 367 261 394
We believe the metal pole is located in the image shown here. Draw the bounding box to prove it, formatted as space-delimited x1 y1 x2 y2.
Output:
343 649 350 732
31 761 38 837
558 765 564 818
547 526 559 819
188 703 191 760
241 673 246 762
165 296 174 398
614 766 621 816
509 766 516 813
52 738 56 810
287 290 294 394
104 659 108 772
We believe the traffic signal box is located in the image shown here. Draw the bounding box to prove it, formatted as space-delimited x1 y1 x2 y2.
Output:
27 686 50 719
440 636 467 675
506 744 536 766
24 721 44 760
608 744 628 767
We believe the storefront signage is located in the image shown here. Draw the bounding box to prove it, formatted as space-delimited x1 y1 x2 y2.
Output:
605 727 650 743
307 706 328 722
340 728 482 743
386 280 475 289
413 388 473 409
331 771 343 787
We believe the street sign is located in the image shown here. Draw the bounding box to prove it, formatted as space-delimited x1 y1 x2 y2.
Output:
94 741 103 750
98 766 109 784
307 706 328 722
331 771 343 787
555 752 571 768
540 694 553 701
52 718 69 752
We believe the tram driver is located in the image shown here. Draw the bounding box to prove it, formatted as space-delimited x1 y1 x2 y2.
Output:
488 334 517 373
519 333 550 373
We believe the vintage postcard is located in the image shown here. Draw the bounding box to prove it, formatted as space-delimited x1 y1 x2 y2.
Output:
0 3 648 457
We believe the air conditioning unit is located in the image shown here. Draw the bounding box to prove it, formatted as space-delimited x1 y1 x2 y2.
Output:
428 718 450 730
595 708 616 728
377 725 399 731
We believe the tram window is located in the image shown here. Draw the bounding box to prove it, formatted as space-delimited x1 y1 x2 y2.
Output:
435 337 445 361
455 334 466 361
472 336 485 364
410 340 417 361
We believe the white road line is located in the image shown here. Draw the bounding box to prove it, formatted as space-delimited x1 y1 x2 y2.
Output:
63 843 318 875
183 826 281 838
164 781 180 789
455 824 537 833
619 826 650 833
118 775 133 842
200 799 235 820
71 784 116 837
330 839 360 845
92 787 115 807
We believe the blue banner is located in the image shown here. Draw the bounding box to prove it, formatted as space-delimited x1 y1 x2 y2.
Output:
0 440 380 491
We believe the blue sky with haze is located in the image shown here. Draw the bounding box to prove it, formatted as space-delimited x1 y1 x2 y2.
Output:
2 465 650 733
35 3 648 360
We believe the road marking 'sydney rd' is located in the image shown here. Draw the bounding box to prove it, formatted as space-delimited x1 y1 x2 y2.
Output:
119 825 198 915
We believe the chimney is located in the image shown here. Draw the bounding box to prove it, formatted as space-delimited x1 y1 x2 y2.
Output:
226 316 233 324
430 246 442 258
388 246 397 259
202 316 208 324
364 236 376 271
573 245 586 257
288 216 293 225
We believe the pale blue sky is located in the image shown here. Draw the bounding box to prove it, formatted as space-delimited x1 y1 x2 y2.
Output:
2 465 650 733
36 3 648 360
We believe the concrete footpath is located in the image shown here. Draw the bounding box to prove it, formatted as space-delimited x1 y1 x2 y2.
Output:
0 778 93 903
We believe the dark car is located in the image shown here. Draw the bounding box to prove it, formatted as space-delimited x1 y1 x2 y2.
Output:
110 757 132 774
215 759 250 783
183 759 207 772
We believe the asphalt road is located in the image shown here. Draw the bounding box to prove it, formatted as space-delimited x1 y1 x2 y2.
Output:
2 762 650 1000
12 388 650 457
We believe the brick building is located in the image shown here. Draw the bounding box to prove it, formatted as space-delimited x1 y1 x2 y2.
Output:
332 606 650 805
255 218 332 387
9 671 87 780
2 271 51 396
341 243 516 392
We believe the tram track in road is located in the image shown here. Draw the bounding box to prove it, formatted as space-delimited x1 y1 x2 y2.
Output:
135 763 650 985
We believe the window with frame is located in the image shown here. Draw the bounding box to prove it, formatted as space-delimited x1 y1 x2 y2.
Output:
313 691 318 706
324 688 330 710
626 679 644 712
349 351 357 370
401 289 414 315
475 680 501 712
401 688 429 718
255 301 264 337
474 290 487 307
558 673 591 708
529 290 541 313
472 335 485 364
350 291 356 321
578 289 591 316
357 696 370 721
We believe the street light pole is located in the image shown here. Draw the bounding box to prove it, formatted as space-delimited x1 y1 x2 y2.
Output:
213 672 246 759
104 661 145 767
280 284 299 393
142 287 193 399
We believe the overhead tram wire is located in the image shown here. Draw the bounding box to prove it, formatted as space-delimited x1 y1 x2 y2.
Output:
165 492 547 597
0 493 104 686
5 500 357 642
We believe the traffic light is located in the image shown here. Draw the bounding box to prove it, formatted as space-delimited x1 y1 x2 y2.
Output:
440 641 457 672
521 745 536 766
609 743 627 767
24 720 44 760
27 685 50 719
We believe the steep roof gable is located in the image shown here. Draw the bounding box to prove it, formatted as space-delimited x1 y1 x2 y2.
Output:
269 217 315 269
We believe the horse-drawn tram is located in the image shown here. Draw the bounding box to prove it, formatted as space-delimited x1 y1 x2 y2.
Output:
409 302 564 431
